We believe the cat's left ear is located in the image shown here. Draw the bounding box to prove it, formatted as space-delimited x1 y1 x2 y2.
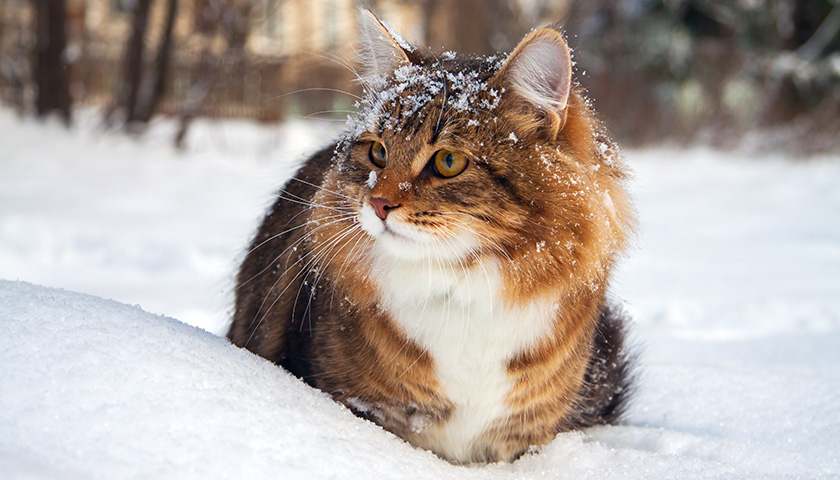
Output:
496 26 573 135
356 9 415 83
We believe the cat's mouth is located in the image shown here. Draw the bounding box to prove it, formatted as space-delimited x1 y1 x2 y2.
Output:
358 203 432 244
358 203 479 262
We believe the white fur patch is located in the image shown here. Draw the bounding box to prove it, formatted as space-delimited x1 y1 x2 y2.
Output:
358 204 476 262
358 207 559 462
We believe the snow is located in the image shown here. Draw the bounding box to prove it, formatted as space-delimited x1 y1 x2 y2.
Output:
0 110 337 333
367 170 378 189
2 108 840 478
0 279 449 479
343 56 504 147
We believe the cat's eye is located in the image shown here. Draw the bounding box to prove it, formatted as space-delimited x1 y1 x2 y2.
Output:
433 150 468 178
369 141 387 168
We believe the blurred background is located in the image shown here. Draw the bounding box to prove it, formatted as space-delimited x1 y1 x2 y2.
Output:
1 0 839 154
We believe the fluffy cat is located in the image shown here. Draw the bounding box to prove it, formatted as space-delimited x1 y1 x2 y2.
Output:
228 11 636 464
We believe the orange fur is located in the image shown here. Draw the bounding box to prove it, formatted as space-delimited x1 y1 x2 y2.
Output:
229 15 636 464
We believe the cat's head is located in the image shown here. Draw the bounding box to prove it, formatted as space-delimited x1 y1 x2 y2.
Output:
310 11 634 302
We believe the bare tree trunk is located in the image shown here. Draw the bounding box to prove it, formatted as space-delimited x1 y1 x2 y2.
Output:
117 0 151 129
174 0 230 148
220 1 251 115
135 0 179 123
174 49 214 150
796 4 840 61
0 23 29 116
0 0 5 41
32 0 72 125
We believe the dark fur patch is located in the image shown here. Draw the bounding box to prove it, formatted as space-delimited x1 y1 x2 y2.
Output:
572 303 636 428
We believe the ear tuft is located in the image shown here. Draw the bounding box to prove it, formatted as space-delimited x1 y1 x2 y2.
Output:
500 28 573 114
356 9 412 84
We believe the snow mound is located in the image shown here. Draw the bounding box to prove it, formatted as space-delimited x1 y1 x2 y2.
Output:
0 280 442 479
3 280 839 479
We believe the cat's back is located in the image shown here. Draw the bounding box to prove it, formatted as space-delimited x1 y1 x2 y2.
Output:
228 144 336 367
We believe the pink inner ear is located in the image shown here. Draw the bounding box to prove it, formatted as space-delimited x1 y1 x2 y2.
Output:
510 39 572 113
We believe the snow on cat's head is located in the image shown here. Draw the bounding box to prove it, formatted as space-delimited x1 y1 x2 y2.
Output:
308 10 634 305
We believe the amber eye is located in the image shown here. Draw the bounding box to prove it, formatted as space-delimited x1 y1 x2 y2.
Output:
369 141 387 168
433 150 468 178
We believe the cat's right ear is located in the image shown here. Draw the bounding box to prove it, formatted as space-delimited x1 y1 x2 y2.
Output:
356 9 413 84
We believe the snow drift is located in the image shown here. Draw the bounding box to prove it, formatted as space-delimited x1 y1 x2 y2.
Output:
1 279 838 479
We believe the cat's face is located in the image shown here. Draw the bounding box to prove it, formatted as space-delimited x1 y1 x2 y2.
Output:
307 13 632 301
335 60 525 263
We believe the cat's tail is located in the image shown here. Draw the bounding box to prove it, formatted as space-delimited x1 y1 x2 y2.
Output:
571 303 637 428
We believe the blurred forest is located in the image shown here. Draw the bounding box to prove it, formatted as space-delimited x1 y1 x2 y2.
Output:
1 0 838 153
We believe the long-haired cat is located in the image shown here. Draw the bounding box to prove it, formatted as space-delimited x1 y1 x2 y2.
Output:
228 10 636 464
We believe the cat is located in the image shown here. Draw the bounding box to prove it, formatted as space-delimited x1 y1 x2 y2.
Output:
228 10 636 464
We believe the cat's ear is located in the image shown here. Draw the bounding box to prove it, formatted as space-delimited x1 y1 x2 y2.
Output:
496 26 573 134
356 9 413 83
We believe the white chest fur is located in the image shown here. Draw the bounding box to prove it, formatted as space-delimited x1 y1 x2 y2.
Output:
370 249 559 462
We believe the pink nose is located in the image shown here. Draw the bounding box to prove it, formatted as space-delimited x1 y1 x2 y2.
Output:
369 197 399 220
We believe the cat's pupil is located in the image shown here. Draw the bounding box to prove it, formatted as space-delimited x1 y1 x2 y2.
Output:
444 154 454 168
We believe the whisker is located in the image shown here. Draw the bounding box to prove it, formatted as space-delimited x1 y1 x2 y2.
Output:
289 177 362 204
330 227 370 307
250 222 360 341
306 48 366 86
307 225 365 310
236 213 359 291
303 110 359 121
297 224 364 332
437 223 496 320
425 212 514 264
243 213 358 316
274 194 355 214
265 87 362 103
275 186 360 210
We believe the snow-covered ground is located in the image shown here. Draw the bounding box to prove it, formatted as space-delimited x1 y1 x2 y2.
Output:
1 108 838 478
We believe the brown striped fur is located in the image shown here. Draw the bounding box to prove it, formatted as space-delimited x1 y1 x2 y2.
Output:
228 12 636 464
